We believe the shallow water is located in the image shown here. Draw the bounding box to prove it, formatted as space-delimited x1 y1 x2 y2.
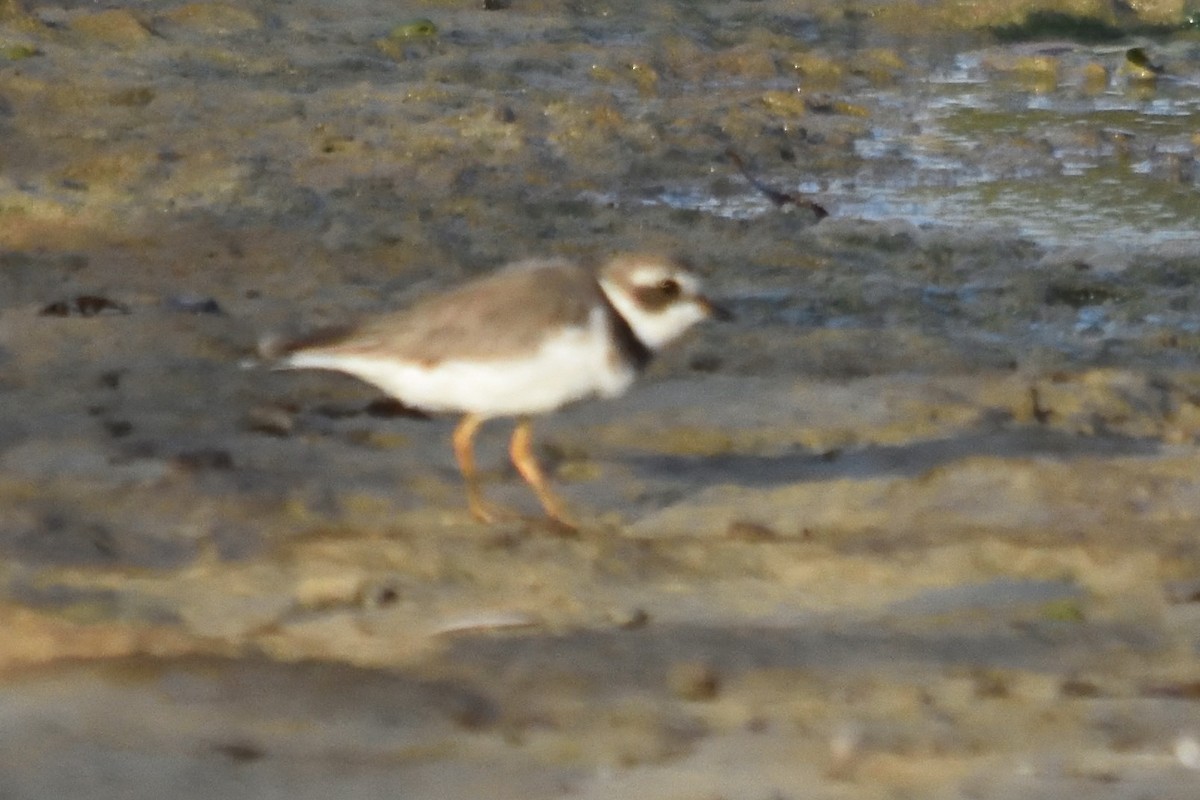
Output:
649 41 1200 246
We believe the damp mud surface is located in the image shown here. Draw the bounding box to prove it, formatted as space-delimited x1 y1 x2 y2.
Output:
3 0 1200 797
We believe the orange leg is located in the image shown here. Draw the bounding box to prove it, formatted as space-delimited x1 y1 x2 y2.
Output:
452 413 502 523
509 417 577 529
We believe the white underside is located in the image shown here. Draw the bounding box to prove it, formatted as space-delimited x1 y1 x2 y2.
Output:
284 307 637 417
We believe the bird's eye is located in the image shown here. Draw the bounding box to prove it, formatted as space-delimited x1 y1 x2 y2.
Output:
657 278 681 298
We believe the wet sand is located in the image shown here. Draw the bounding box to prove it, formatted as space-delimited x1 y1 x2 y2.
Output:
2 0 1200 797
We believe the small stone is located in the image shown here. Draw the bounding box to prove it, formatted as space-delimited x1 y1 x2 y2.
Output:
361 584 400 608
667 661 720 701
611 607 650 630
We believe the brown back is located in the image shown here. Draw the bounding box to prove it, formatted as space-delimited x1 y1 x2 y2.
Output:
290 259 607 364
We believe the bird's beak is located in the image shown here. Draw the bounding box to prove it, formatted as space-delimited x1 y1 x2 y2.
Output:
699 296 734 321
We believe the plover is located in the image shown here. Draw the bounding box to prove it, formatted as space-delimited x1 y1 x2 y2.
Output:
276 253 726 527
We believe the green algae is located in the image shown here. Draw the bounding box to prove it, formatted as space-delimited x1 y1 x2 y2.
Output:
1038 598 1085 622
389 18 438 40
1 43 37 60
990 11 1125 43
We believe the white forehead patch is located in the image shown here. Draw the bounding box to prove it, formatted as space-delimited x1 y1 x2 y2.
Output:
599 276 709 351
628 265 671 284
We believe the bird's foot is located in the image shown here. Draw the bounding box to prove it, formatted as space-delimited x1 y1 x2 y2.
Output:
533 509 580 537
466 493 521 525
469 496 578 536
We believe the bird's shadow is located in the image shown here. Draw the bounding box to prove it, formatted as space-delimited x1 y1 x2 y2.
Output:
626 423 1161 490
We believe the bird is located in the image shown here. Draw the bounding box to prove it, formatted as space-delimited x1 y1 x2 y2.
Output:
274 253 727 528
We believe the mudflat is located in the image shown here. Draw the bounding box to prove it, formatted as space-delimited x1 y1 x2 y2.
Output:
2 0 1200 797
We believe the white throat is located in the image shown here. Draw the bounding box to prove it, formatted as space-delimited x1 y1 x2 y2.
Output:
599 278 708 351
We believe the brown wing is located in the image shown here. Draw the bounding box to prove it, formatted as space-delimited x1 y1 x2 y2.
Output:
293 259 604 364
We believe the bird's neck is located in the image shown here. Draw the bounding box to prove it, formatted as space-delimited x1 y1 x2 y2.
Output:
597 286 653 371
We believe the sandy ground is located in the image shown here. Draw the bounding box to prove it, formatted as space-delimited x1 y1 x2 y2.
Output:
2 0 1200 797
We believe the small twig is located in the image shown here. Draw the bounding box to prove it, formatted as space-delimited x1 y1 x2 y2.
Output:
725 147 829 219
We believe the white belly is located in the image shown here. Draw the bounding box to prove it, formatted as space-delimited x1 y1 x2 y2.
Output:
285 308 637 418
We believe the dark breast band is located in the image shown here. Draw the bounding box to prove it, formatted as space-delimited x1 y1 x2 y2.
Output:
599 293 652 371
